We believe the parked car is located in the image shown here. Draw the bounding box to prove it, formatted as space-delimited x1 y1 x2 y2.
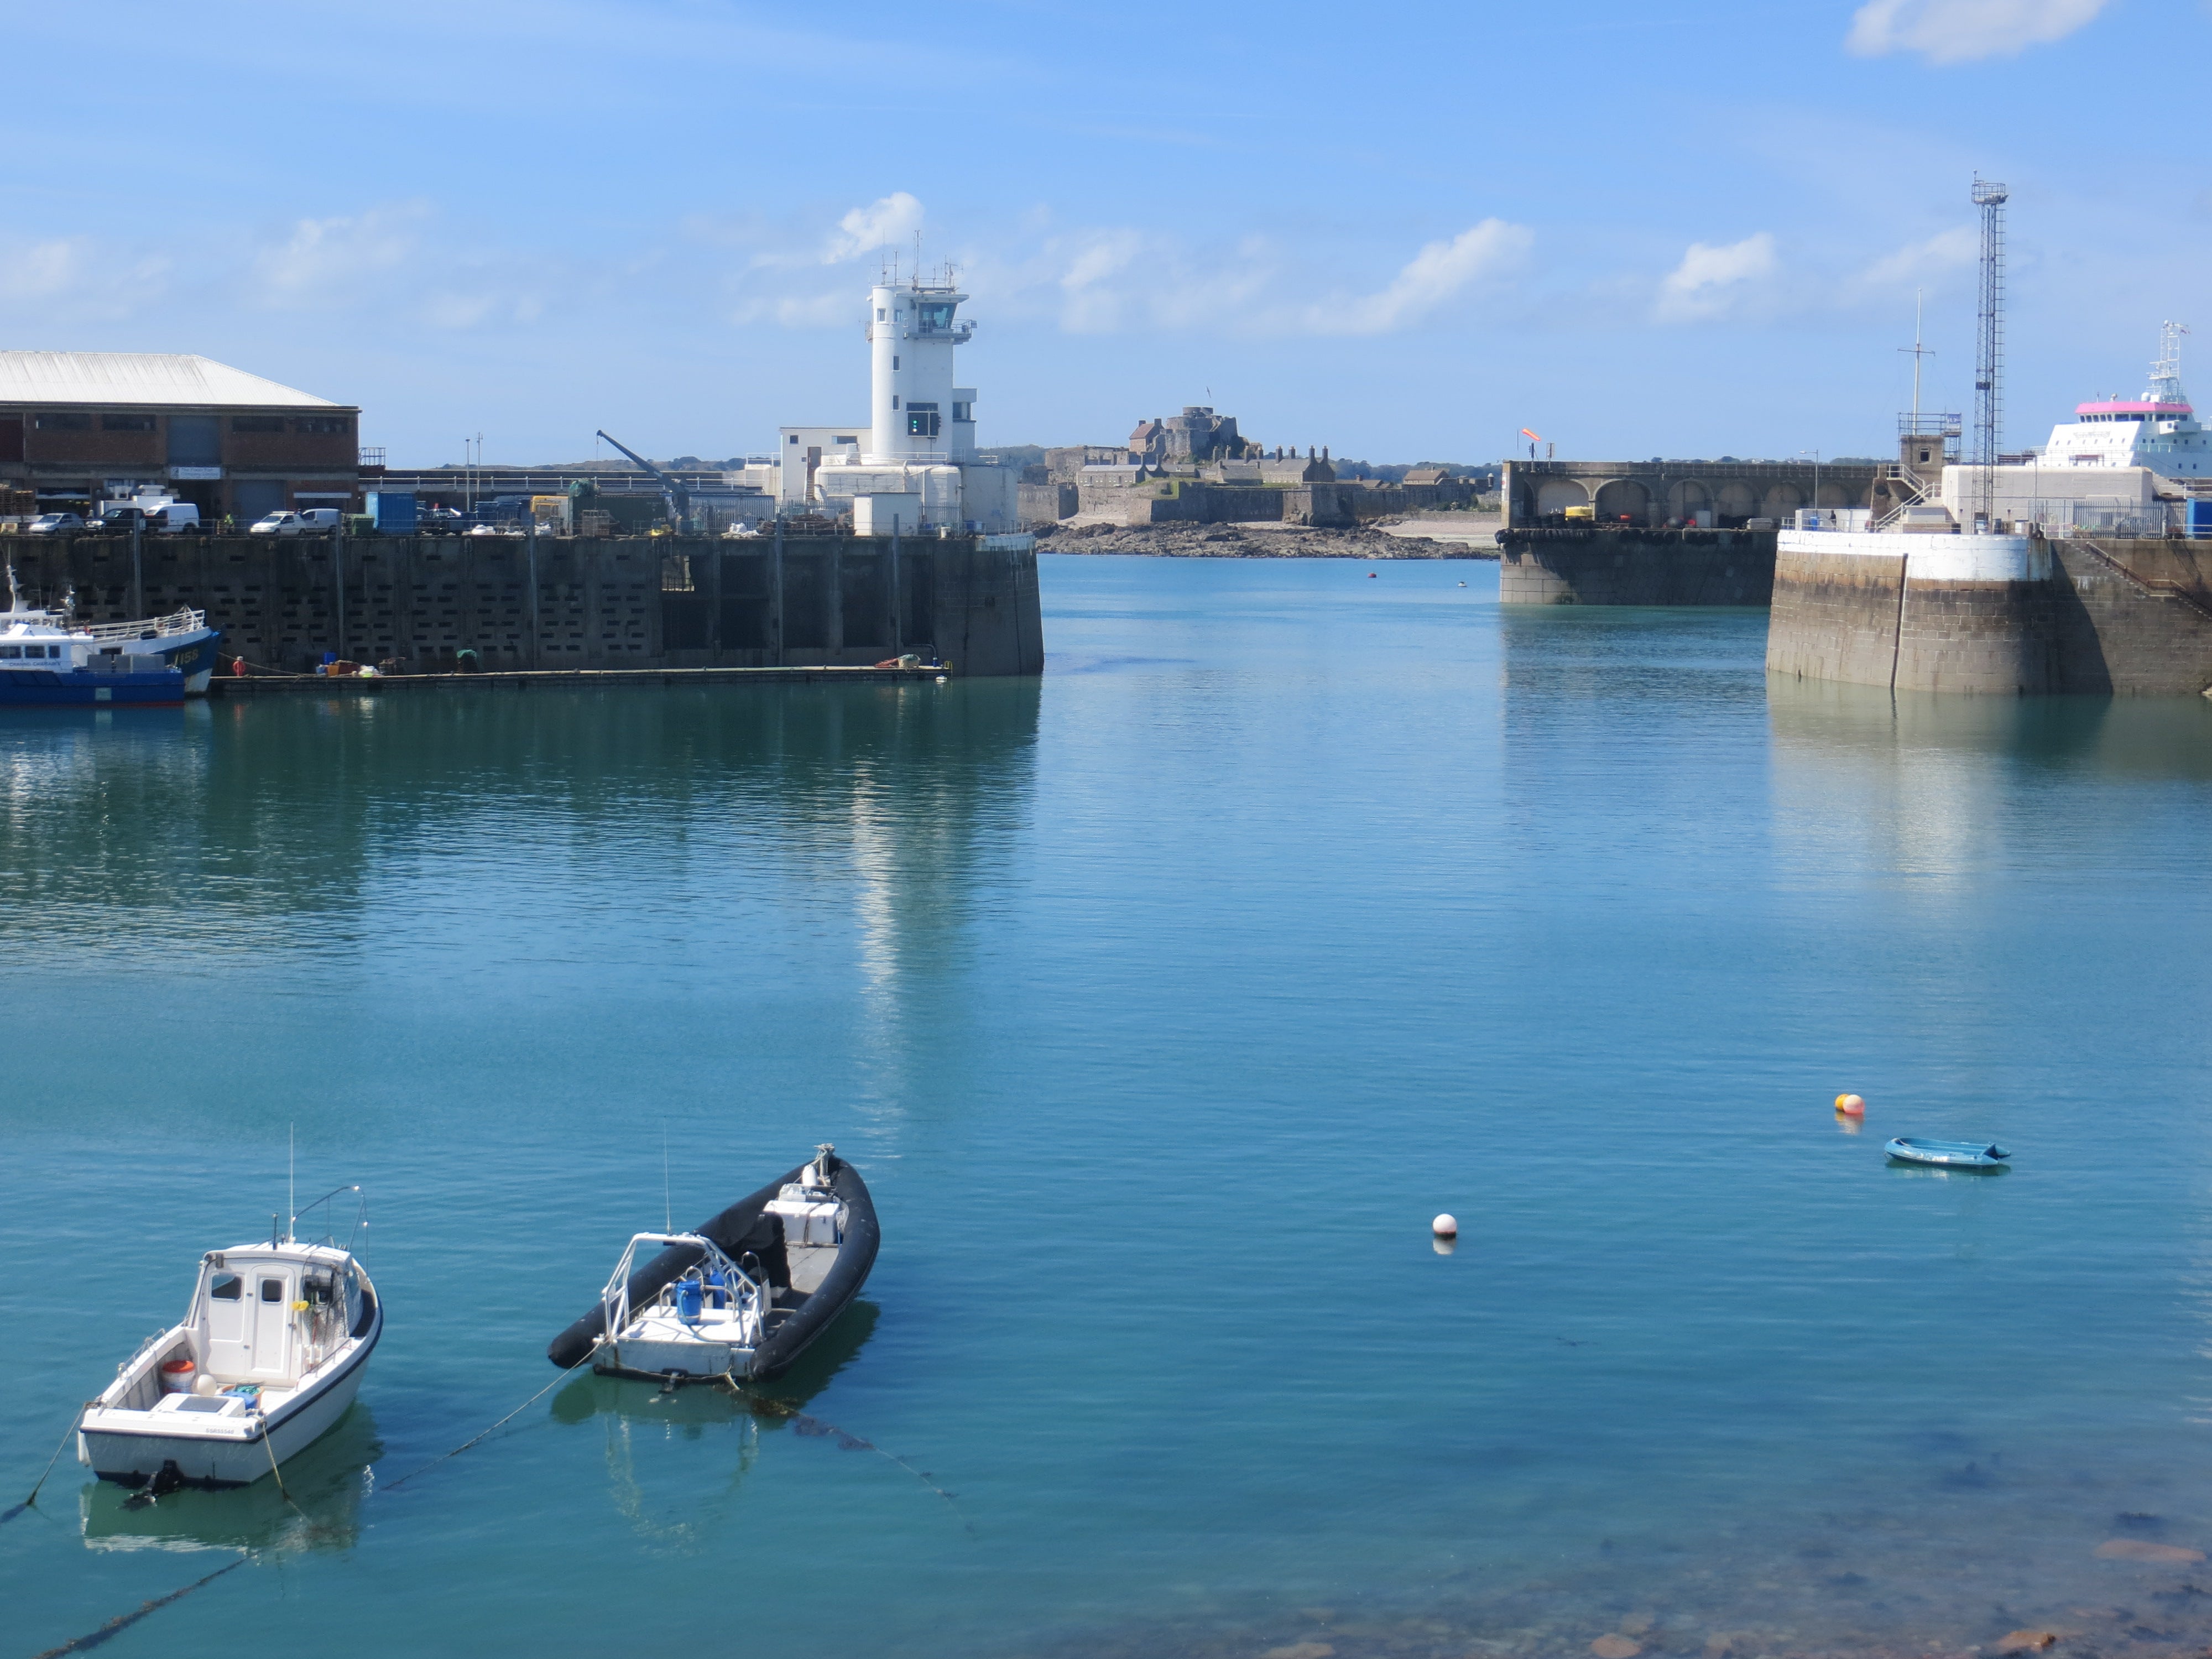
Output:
418 507 465 534
25 512 84 536
249 511 312 536
298 508 343 531
93 505 155 535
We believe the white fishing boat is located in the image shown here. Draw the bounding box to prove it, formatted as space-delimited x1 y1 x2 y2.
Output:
77 1200 381 1491
1 564 223 699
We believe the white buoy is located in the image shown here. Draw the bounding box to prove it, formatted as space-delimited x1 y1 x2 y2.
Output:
1432 1213 1458 1239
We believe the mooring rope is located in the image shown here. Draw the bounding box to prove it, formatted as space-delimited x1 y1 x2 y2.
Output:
29 1557 248 1659
257 1417 304 1515
723 1380 968 1527
380 1355 592 1494
1 1409 84 1527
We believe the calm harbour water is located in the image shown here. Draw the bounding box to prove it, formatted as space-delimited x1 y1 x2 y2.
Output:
5 553 2212 1659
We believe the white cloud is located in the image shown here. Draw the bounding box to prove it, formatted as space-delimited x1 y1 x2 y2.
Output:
1846 0 2112 63
0 239 84 302
1056 229 1148 333
822 192 923 264
1655 232 1777 322
257 204 426 304
1306 220 1532 336
1859 225 1979 287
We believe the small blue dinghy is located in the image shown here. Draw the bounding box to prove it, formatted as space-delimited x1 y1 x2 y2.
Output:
1884 1136 2010 1168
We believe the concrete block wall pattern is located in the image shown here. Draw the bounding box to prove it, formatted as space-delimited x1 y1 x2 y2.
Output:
4 533 1046 678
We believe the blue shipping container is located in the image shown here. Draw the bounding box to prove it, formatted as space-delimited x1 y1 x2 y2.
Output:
367 492 418 533
2188 498 2212 539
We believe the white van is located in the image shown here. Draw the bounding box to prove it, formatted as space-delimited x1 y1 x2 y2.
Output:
150 501 202 533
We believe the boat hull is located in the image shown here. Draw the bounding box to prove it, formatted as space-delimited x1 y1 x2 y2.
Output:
594 1335 757 1383
0 668 186 706
1884 1137 2010 1168
80 1298 381 1489
128 628 222 695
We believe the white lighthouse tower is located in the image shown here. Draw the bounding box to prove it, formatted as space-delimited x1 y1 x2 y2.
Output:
781 268 1016 531
866 277 974 465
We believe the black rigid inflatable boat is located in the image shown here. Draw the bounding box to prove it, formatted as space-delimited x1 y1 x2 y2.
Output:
548 1146 878 1381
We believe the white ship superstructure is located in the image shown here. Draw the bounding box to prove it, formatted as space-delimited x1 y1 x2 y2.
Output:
2039 322 2210 478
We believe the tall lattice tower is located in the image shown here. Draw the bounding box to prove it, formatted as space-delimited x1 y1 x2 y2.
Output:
1970 176 2008 529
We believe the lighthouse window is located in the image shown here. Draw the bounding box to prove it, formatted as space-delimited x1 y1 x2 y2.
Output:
916 302 956 331
893 356 899 370
906 403 941 438
891 395 899 410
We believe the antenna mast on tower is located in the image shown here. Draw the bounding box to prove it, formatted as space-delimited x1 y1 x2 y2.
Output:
1900 288 1934 425
2148 320 2190 405
1970 176 2008 530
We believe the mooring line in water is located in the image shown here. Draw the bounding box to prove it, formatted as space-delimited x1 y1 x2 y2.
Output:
257 1420 306 1516
381 1357 592 1494
724 1381 969 1527
2 1410 84 1527
29 1557 248 1658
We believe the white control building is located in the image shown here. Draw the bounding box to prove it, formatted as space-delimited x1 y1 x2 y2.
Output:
780 275 1016 532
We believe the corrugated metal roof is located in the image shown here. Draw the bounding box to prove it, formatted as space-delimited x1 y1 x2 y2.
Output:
0 352 341 409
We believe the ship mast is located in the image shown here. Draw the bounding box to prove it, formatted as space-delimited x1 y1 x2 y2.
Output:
2148 320 2189 406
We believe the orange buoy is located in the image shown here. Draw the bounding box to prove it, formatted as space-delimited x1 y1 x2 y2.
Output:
1835 1093 1865 1117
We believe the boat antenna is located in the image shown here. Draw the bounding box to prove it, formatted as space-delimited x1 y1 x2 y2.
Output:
288 1123 295 1243
662 1126 672 1233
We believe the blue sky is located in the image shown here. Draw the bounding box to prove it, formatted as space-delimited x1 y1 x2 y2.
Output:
1 0 2200 466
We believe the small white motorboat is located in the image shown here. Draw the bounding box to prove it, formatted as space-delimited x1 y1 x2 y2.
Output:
77 1206 381 1491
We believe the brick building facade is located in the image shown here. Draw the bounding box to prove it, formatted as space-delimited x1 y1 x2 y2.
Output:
0 352 361 524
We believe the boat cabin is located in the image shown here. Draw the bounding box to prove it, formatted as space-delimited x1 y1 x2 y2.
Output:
103 1241 372 1419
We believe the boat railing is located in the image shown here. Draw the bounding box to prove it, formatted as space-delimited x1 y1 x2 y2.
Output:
598 1232 766 1349
79 608 206 643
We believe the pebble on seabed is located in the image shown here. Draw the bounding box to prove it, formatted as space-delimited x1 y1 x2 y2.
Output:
1590 1637 1642 1658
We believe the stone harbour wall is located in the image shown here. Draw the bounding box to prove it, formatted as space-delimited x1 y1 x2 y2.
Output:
2 531 1046 677
1767 534 2212 696
1497 528 1776 606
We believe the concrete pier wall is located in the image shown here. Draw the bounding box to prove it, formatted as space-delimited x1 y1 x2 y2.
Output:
1 532 1046 677
1497 528 1775 605
1767 533 2212 696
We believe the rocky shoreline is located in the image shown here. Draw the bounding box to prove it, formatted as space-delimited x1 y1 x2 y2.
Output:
1032 521 1499 560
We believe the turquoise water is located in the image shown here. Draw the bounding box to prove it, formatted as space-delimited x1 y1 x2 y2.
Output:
6 554 2212 1659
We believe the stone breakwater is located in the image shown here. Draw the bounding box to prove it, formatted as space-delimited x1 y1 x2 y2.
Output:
1767 532 2212 696
1036 523 1496 560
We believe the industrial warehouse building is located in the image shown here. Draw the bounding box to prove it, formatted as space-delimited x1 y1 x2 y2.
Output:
0 351 362 523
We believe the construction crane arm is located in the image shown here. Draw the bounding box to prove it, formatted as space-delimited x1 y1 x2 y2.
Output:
594 429 691 528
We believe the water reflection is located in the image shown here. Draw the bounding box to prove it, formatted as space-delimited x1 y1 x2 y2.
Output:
77 1402 380 1556
550 1302 880 1550
0 682 1041 974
